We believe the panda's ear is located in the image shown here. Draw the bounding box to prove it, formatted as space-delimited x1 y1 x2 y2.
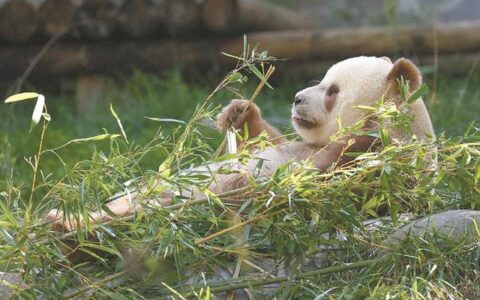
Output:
380 56 392 63
387 58 422 93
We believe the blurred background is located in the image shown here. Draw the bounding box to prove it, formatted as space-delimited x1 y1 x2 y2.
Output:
0 0 479 183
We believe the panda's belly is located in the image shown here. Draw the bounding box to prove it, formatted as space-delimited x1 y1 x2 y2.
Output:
245 142 317 176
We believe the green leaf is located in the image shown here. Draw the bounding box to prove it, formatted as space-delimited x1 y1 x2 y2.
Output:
248 65 273 89
4 92 40 103
44 133 121 153
407 84 429 104
145 117 186 124
397 77 410 102
221 52 244 61
475 165 480 184
0 201 17 227
227 72 242 84
0 229 15 246
110 103 129 144
354 105 377 112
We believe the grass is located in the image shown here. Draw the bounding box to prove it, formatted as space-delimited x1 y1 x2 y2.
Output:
1 68 478 187
0 58 479 298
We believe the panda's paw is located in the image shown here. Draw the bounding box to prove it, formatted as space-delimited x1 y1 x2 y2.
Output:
216 99 261 132
45 209 80 233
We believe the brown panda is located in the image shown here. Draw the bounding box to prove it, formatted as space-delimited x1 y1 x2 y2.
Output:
46 56 435 230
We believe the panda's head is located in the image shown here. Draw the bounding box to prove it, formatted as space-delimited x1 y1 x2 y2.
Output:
291 56 422 145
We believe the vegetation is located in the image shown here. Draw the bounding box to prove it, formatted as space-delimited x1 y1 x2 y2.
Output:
0 48 479 299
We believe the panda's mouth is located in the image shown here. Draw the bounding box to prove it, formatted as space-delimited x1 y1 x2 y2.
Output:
291 114 317 128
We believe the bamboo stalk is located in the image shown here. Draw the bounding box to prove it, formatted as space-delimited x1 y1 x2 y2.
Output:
39 186 255 245
148 257 383 296
62 257 382 298
194 210 280 245
63 271 126 299
246 65 275 108
205 258 382 294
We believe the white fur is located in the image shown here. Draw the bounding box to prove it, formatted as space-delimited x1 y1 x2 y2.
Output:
245 56 435 177
292 56 395 145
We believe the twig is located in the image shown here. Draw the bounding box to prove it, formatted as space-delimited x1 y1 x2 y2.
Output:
14 25 77 93
39 186 255 245
63 271 126 299
246 65 276 110
207 258 382 294
194 210 280 245
155 258 383 296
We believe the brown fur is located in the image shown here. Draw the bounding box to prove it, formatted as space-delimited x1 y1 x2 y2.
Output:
217 99 287 146
387 58 421 93
324 84 339 113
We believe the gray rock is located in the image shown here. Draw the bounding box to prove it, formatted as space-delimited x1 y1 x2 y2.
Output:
385 209 480 245
0 272 25 298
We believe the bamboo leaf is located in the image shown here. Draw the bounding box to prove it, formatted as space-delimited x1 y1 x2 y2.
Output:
110 103 129 144
4 92 40 103
145 117 186 124
44 134 121 153
29 94 46 132
248 65 273 89
407 84 429 104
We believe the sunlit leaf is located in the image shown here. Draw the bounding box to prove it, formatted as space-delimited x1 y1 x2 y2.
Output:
29 94 46 132
145 117 186 124
4 92 40 103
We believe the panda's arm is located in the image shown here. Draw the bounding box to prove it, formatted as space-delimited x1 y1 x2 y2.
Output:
312 135 380 171
217 99 287 147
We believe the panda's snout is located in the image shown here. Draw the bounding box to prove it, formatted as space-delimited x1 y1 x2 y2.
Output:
294 94 307 106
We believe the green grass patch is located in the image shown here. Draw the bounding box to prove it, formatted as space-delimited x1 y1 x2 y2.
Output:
0 61 479 298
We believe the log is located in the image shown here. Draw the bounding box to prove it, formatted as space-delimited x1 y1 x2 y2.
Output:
163 0 202 35
201 0 237 34
202 0 317 34
76 0 120 39
219 21 480 61
38 0 81 37
0 0 39 42
2 21 480 80
117 0 162 38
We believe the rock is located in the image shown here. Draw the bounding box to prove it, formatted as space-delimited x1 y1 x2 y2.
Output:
0 272 25 298
384 210 480 245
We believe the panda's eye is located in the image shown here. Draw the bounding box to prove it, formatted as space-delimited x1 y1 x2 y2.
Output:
326 84 339 96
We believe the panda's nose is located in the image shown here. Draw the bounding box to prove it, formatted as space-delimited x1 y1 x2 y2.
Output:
294 95 305 106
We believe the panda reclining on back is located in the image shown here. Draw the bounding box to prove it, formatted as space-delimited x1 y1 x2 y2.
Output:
47 56 435 231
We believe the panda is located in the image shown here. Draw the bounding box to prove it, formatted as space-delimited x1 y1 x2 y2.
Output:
47 56 435 231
